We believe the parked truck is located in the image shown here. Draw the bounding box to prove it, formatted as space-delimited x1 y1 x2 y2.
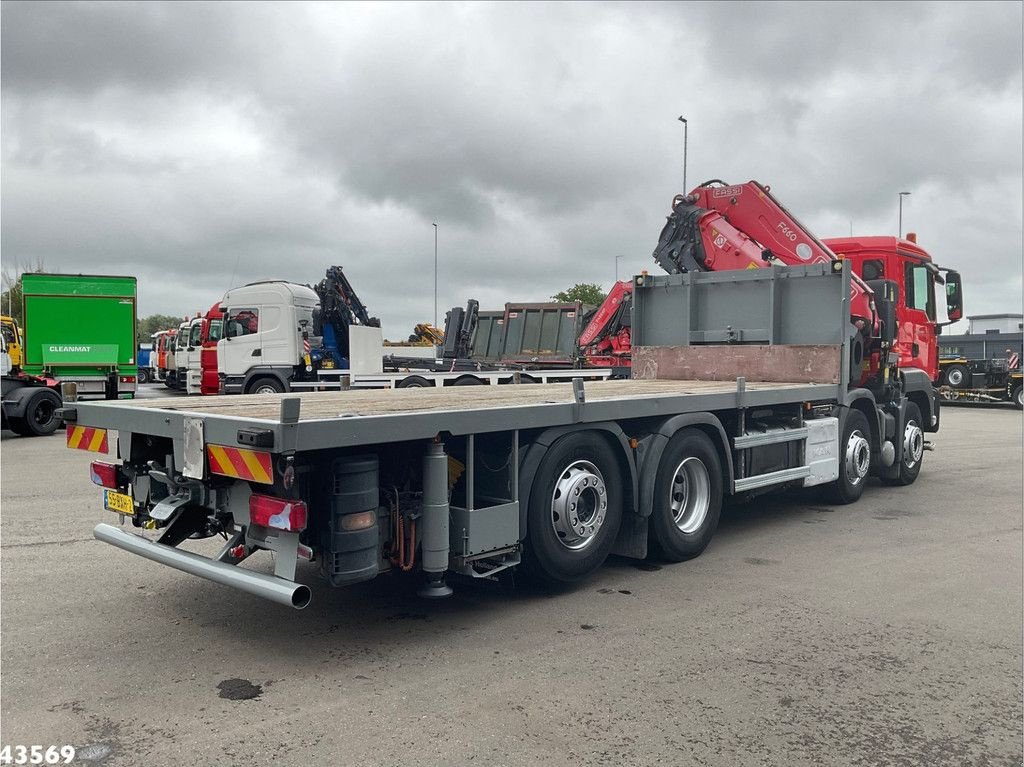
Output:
936 354 1023 407
20 273 138 400
2 315 63 436
63 249 962 609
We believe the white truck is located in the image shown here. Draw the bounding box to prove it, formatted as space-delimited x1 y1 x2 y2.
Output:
217 280 610 393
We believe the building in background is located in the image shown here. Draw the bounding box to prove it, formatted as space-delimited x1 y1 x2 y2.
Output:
967 313 1023 335
940 313 1023 360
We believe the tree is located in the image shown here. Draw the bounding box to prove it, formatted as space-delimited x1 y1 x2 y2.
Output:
1 260 50 327
552 283 607 306
138 314 185 339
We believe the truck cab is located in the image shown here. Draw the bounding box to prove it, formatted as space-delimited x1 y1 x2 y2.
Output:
1 315 23 371
823 235 963 383
218 281 319 394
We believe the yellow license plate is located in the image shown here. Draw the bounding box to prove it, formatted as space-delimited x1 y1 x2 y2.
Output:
104 490 134 515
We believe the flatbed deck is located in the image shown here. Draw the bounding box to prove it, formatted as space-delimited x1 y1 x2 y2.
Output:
72 379 839 453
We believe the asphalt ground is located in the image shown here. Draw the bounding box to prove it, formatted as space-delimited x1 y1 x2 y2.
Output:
1 394 1021 766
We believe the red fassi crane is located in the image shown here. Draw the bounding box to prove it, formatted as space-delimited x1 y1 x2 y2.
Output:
580 180 963 391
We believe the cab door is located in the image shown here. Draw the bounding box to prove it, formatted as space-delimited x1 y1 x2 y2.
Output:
897 259 938 380
221 307 262 376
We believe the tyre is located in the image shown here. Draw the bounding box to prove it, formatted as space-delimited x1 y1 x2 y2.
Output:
137 368 150 384
396 375 431 389
452 375 485 386
824 409 872 505
881 402 924 487
1012 385 1023 410
944 364 967 389
648 429 724 562
523 432 624 584
6 416 29 436
247 377 285 395
25 389 62 436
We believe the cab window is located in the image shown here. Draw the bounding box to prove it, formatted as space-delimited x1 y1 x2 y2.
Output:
861 259 885 281
903 262 935 320
207 320 223 342
225 308 259 337
189 324 202 346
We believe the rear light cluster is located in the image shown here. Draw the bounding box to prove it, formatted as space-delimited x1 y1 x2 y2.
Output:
90 461 122 489
119 376 136 383
249 493 307 532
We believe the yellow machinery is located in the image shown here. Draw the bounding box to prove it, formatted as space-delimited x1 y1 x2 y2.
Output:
1 315 23 369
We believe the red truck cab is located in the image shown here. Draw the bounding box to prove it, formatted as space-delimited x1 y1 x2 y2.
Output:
823 234 962 383
199 303 225 395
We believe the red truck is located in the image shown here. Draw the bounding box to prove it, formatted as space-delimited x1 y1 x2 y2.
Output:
580 180 963 394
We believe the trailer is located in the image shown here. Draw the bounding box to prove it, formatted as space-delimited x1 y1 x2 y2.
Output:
62 263 938 610
21 273 138 399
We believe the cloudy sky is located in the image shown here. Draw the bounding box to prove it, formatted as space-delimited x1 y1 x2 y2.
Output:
2 1 1021 337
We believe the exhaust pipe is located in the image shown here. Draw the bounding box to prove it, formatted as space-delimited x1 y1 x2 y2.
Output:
93 523 312 609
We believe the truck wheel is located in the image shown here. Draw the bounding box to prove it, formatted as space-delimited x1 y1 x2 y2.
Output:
396 375 431 388
452 375 485 386
137 368 150 384
22 389 62 436
649 429 723 562
1012 385 1023 409
945 364 967 388
523 432 624 584
6 416 29 436
824 409 871 505
248 377 284 395
882 402 924 487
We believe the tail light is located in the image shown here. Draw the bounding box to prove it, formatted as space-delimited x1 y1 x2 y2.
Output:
119 376 136 384
90 461 121 489
249 494 307 532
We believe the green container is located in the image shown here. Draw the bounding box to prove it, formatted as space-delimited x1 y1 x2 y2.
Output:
21 273 137 398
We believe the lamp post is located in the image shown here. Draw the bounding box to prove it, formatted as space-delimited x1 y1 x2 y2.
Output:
615 255 625 283
432 222 438 328
677 116 688 193
898 192 911 238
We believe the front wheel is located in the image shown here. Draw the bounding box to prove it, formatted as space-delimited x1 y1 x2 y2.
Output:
648 429 723 562
1012 385 1023 410
248 377 284 395
824 409 872 504
523 432 624 584
137 368 150 384
881 402 924 487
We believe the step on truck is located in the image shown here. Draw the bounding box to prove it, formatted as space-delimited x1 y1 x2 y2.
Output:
62 262 952 609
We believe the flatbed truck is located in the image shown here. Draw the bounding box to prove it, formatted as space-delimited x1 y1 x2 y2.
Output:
62 263 943 610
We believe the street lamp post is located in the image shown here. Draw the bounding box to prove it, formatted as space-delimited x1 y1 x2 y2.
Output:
432 222 438 329
898 192 911 238
677 116 688 193
615 255 625 283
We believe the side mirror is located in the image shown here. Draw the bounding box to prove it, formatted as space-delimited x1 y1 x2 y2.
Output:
945 270 963 322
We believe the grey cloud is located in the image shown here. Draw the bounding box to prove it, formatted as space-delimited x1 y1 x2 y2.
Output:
1 1 1020 337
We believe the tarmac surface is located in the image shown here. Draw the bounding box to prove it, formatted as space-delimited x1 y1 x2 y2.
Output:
1 392 1021 766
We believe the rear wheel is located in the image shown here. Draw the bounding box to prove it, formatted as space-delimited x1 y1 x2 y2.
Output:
944 364 967 388
1012 385 1023 409
523 432 624 584
649 429 723 562
248 377 284 395
881 402 924 487
396 375 431 388
452 375 485 386
824 409 871 504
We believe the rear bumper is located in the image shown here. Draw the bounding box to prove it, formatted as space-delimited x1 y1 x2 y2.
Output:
94 523 311 609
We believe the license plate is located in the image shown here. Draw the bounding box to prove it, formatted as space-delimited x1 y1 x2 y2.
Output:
104 489 134 515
